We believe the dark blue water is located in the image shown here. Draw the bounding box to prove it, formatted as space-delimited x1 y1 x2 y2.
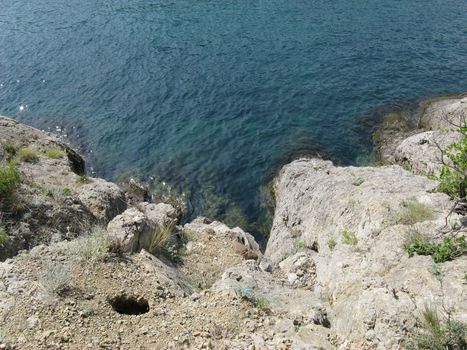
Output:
1 0 467 231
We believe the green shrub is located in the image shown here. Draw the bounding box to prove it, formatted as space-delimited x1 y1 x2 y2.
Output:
404 235 466 263
351 173 365 186
18 147 39 163
3 143 18 156
61 187 72 196
0 227 8 244
294 240 306 250
328 238 337 250
342 229 358 245
45 148 66 159
235 287 269 311
77 175 93 184
0 164 21 195
398 201 434 225
406 306 467 350
436 122 466 200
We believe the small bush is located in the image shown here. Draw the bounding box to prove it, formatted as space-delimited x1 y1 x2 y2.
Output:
0 164 21 196
404 235 466 263
351 173 365 186
67 228 107 261
328 238 337 250
342 229 358 245
406 306 467 350
0 227 8 244
18 147 39 163
45 148 66 159
3 143 18 156
288 227 302 238
294 240 306 250
77 175 93 184
40 262 71 295
61 187 72 196
436 122 466 200
235 287 269 311
428 263 444 282
398 201 434 225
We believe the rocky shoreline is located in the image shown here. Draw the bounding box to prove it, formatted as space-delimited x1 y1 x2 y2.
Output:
0 94 466 349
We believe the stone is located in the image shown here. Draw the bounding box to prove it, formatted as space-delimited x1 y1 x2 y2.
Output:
77 178 127 223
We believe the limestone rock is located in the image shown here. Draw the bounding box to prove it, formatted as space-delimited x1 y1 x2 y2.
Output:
394 130 462 176
106 208 153 253
77 178 127 223
375 94 466 174
265 157 465 348
106 204 177 253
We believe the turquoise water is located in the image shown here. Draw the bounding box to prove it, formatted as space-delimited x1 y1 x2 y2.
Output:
1 0 466 230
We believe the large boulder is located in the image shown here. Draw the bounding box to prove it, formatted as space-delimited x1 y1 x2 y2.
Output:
393 130 462 176
77 178 127 223
106 204 177 253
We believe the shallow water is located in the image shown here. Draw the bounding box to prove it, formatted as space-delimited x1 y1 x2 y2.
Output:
1 0 466 231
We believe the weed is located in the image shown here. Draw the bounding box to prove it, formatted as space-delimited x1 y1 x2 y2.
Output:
45 148 65 159
404 235 466 263
450 220 461 231
406 306 467 350
18 147 39 163
288 227 302 238
61 187 72 196
428 263 443 280
149 220 176 256
0 226 8 244
67 228 107 261
77 175 93 184
235 287 269 311
398 201 434 225
328 238 337 250
40 262 71 296
280 253 290 262
342 229 358 245
351 173 365 186
3 143 18 156
0 163 21 196
294 240 306 250
436 120 466 200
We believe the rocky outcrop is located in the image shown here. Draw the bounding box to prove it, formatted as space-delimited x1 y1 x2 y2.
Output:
375 94 466 176
0 93 466 349
264 157 465 348
0 116 128 260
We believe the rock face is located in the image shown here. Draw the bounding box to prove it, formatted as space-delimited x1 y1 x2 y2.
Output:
0 116 127 260
264 157 466 348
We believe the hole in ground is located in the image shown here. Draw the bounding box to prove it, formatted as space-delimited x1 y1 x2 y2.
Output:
108 294 150 315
